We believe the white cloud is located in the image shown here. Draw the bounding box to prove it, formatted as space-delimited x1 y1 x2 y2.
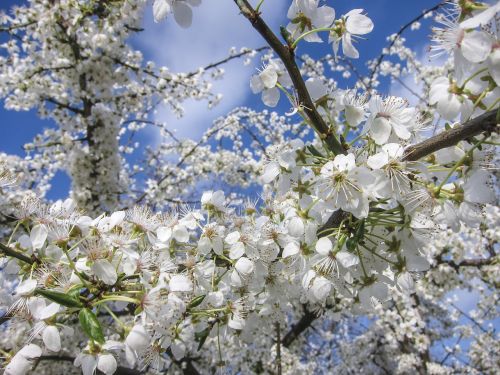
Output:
137 0 287 140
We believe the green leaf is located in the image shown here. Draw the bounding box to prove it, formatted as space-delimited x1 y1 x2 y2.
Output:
188 295 206 310
307 145 324 158
346 237 357 252
354 220 365 242
195 327 211 351
79 308 105 344
67 284 84 300
35 288 83 308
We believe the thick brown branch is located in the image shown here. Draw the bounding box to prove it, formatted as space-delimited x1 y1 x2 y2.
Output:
281 305 317 348
0 242 34 264
166 348 201 375
233 0 344 155
403 110 498 161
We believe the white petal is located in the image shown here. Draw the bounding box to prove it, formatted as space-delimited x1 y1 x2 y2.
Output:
30 224 48 250
152 0 171 22
405 254 430 272
488 48 500 86
109 211 125 228
261 161 280 183
16 279 37 296
79 354 97 375
333 153 356 172
235 257 254 276
250 74 264 94
97 354 117 375
230 269 243 287
5 356 32 375
336 251 359 268
312 277 331 301
464 170 495 204
43 326 61 352
342 32 359 58
212 237 224 256
396 272 415 294
314 6 335 28
288 217 304 237
305 78 327 101
345 105 364 126
436 93 462 120
171 341 186 360
169 274 192 292
315 237 333 255
126 325 151 352
370 117 392 145
429 77 450 105
229 242 245 260
92 260 117 285
461 30 492 63
262 87 280 107
282 242 300 258
44 244 62 260
156 226 172 242
173 226 189 242
173 2 193 28
391 121 411 140
225 231 241 245
18 344 42 359
346 12 373 35
383 143 404 159
260 66 278 89
367 151 388 169
228 317 245 330
38 302 60 320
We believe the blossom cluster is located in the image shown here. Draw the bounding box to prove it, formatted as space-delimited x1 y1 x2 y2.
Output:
0 0 498 374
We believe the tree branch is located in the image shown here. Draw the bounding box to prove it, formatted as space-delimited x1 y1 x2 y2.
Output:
0 242 35 264
403 110 498 161
166 348 201 375
186 46 271 78
233 0 344 155
281 305 317 348
439 257 496 271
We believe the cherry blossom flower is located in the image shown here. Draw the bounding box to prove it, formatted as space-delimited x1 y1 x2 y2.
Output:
286 0 336 42
431 11 492 64
330 9 374 58
367 143 410 197
429 76 473 120
365 96 415 145
250 60 292 107
317 153 375 218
